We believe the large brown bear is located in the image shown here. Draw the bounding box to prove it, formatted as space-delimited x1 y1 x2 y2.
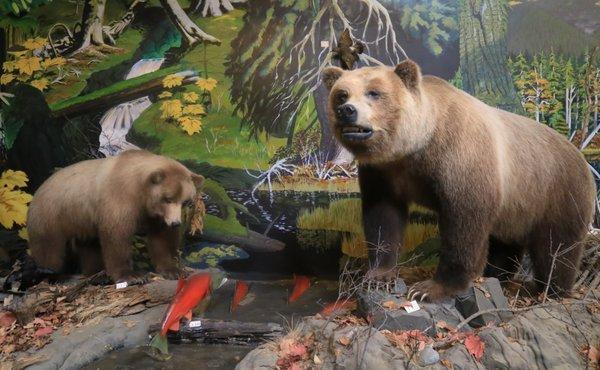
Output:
322 60 596 301
27 150 204 282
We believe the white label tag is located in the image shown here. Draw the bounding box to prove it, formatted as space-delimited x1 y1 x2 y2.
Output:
320 40 330 48
188 320 202 328
404 300 421 313
115 282 128 289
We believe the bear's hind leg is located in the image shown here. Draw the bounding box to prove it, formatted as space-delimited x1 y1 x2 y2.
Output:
29 232 67 274
528 224 584 296
484 237 524 282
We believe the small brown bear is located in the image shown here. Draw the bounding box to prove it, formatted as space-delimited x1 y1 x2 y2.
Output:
27 150 204 282
323 60 596 301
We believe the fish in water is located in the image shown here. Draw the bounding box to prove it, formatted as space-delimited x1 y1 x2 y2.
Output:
148 271 226 358
319 299 357 317
230 280 249 312
288 275 310 303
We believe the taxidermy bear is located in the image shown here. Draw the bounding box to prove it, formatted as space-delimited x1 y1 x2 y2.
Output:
323 60 596 301
27 150 204 282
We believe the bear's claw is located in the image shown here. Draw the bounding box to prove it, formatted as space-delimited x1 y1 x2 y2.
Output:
406 279 447 302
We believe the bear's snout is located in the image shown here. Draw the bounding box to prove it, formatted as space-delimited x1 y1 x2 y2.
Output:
335 103 357 124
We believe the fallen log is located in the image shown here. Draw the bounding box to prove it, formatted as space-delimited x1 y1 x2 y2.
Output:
49 67 198 118
149 318 283 345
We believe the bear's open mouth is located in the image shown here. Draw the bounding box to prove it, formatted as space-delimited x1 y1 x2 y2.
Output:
340 125 373 141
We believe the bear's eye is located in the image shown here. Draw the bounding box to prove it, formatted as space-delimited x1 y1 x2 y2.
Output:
366 90 380 99
163 197 174 204
336 91 348 104
183 199 193 208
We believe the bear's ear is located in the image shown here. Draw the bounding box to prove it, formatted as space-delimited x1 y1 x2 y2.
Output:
322 66 344 91
394 60 421 90
191 173 205 189
149 170 165 185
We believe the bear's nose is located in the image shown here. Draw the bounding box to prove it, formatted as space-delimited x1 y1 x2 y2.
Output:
168 220 181 227
335 104 357 124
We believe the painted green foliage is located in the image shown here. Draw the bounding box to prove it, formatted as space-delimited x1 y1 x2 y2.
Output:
399 0 458 56
508 50 600 136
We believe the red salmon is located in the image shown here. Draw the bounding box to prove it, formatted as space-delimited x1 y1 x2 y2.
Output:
288 275 310 303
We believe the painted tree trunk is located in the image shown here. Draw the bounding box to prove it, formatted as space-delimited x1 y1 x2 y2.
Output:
159 0 221 49
459 0 518 110
314 84 353 164
77 0 107 49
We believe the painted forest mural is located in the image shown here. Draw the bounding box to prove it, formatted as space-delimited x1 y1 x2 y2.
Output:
1 0 599 278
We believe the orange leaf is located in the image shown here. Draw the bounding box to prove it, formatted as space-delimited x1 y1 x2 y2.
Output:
464 334 485 360
288 275 310 303
230 281 249 312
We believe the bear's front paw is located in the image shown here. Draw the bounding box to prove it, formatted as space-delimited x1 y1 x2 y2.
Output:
112 272 148 286
365 266 398 281
407 279 448 302
156 267 181 280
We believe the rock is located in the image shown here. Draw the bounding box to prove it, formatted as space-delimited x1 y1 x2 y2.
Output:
357 280 465 335
19 305 165 370
454 277 511 328
235 346 278 370
418 345 440 366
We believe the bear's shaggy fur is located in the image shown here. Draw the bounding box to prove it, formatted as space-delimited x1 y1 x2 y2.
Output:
27 150 204 282
323 60 596 301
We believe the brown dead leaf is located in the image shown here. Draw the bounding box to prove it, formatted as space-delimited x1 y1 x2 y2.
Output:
382 300 398 310
313 354 322 364
189 193 205 236
585 345 599 364
338 336 351 346
436 320 456 332
440 359 454 369
0 312 16 327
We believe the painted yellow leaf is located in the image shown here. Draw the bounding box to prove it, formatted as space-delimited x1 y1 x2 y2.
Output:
158 91 173 99
8 50 29 58
16 57 42 76
182 104 205 115
163 74 184 88
183 91 199 103
18 228 28 240
30 77 49 91
196 78 217 91
2 61 16 72
0 73 15 85
178 116 202 135
0 185 32 229
160 99 183 119
22 38 47 50
43 57 66 68
0 170 28 190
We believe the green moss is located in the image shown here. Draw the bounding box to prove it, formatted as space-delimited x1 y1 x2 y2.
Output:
203 214 247 237
185 244 246 267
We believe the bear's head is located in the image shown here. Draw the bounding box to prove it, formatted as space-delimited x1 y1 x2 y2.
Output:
145 163 204 228
322 60 433 164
